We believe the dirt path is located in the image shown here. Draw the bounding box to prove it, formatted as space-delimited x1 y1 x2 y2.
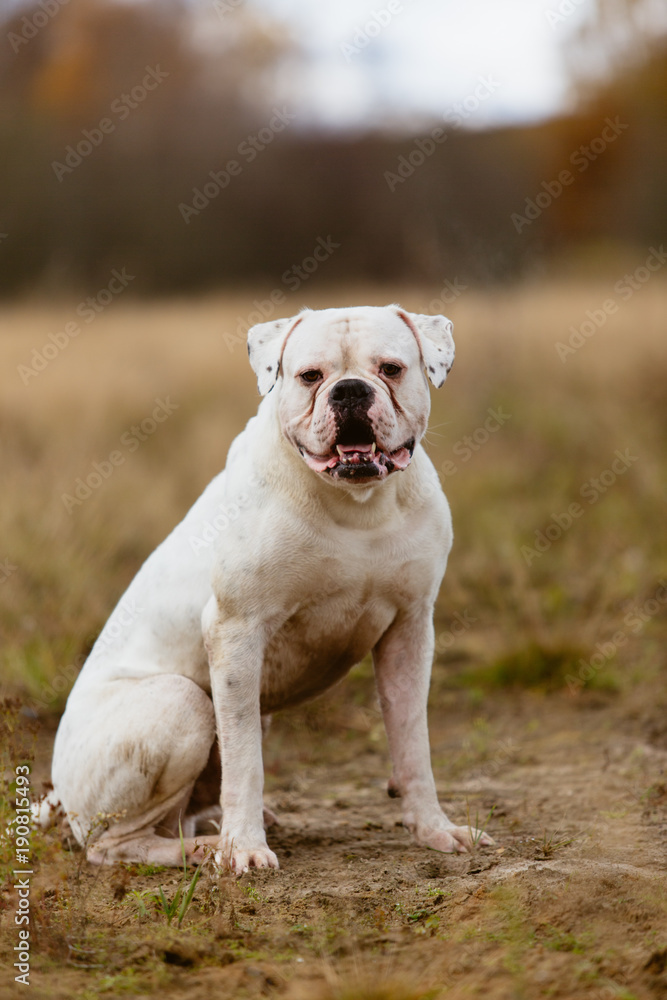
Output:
3 689 666 1000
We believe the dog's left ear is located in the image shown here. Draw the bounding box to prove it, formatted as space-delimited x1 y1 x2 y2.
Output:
247 314 305 395
395 309 455 388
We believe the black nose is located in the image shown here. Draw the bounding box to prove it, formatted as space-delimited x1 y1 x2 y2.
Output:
329 379 374 405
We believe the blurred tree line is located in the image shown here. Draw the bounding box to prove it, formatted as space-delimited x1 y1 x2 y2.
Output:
0 0 665 296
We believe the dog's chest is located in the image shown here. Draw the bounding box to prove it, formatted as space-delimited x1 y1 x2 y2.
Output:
257 555 408 712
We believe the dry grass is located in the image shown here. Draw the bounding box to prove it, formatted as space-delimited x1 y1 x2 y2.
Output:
1 279 665 706
1 279 666 999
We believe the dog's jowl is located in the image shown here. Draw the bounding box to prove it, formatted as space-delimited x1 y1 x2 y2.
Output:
45 305 493 872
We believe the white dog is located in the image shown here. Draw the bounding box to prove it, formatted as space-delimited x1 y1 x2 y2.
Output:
47 305 493 872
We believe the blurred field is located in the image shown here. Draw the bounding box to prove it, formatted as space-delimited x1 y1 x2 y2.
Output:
1 280 667 999
1 279 665 704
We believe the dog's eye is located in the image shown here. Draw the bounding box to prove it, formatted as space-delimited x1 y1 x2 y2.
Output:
380 363 402 378
299 369 322 384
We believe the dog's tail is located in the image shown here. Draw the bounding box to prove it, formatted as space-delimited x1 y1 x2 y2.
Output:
31 789 64 830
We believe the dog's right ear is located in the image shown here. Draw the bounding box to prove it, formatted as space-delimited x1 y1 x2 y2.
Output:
247 315 304 395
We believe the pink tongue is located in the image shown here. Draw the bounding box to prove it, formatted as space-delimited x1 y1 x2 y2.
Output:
338 443 373 454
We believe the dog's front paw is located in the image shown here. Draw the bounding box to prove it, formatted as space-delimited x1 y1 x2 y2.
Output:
415 823 495 854
214 839 279 873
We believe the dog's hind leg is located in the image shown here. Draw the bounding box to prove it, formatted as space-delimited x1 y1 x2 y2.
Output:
52 673 218 866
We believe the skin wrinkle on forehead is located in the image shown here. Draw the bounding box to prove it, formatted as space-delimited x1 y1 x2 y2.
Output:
284 312 419 381
339 316 352 371
276 315 305 379
285 316 351 376
335 314 397 376
320 316 353 373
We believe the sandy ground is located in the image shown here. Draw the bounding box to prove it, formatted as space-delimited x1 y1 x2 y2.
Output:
4 682 666 1000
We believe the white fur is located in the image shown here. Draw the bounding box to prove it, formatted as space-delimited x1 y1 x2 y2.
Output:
50 305 492 872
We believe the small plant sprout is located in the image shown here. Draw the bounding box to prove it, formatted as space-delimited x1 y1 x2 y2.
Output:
465 800 497 851
538 827 577 858
140 820 213 928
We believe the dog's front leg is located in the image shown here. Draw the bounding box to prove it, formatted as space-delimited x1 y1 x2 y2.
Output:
373 607 494 853
204 613 279 872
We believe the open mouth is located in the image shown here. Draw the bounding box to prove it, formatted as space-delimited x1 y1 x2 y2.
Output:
298 437 416 480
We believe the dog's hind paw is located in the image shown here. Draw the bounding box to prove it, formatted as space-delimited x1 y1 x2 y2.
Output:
417 824 495 854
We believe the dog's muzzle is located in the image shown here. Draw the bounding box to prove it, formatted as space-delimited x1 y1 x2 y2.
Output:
297 377 415 481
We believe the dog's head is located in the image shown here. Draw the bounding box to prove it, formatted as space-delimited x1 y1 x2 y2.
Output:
247 305 454 487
